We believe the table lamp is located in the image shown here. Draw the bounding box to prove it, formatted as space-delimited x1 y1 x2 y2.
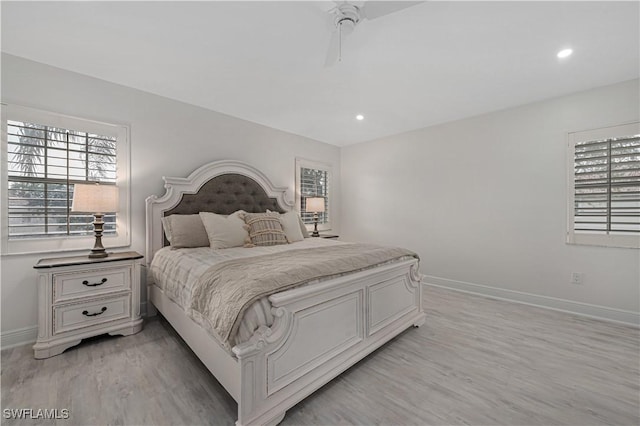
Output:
305 197 325 237
71 183 119 258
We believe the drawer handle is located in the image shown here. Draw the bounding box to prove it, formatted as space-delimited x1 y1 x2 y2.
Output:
82 307 107 317
82 278 108 287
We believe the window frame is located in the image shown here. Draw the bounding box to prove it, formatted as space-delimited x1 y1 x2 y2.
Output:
295 158 333 232
1 104 131 255
566 121 640 249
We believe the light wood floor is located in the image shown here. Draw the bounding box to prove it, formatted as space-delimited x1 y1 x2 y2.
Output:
2 286 638 426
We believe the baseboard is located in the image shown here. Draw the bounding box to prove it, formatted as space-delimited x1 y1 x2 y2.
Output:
1 326 38 350
423 275 640 327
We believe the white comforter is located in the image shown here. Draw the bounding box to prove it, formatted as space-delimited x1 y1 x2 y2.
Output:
149 238 344 346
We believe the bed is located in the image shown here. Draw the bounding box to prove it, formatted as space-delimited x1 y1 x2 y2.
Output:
145 160 426 426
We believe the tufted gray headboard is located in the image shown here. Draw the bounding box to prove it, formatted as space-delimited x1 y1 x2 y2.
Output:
146 160 294 263
165 173 285 217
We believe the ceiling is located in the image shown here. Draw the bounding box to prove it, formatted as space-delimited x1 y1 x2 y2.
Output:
1 1 638 146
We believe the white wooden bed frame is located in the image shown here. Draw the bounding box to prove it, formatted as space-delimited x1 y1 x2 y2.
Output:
145 160 426 426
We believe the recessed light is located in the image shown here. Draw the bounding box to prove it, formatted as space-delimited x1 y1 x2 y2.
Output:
356 114 364 121
557 48 573 59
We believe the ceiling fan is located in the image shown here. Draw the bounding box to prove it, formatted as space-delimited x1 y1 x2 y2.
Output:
325 1 423 66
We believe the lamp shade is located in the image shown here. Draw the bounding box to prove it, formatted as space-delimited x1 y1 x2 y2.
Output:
305 197 325 213
72 184 119 213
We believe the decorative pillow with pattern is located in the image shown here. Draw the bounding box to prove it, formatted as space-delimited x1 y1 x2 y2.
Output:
240 212 288 247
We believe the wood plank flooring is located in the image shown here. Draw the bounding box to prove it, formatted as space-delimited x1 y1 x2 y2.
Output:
2 286 638 425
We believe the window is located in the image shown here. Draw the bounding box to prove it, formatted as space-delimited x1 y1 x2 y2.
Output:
567 122 640 249
295 158 332 230
1 105 130 254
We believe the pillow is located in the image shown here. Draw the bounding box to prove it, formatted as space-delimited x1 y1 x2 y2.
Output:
298 214 310 238
267 209 309 239
161 214 209 249
279 211 305 243
240 212 288 247
199 211 248 249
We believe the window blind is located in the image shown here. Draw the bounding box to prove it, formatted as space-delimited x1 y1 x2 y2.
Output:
299 167 330 225
573 134 640 235
7 120 117 239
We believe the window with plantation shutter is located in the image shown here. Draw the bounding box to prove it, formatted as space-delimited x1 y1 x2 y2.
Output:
295 158 332 230
7 121 117 238
567 122 640 249
1 105 131 254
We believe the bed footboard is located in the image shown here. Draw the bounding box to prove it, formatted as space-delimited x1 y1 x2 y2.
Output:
232 258 425 426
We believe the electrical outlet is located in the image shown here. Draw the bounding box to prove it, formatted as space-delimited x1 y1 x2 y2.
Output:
571 272 583 285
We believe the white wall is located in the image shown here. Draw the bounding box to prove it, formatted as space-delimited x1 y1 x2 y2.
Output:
2 53 637 344
341 79 639 321
0 54 341 338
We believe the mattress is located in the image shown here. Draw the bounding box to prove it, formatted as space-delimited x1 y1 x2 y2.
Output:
149 238 345 346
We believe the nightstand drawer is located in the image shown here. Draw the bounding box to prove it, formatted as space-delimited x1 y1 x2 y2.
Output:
53 294 131 335
53 266 131 302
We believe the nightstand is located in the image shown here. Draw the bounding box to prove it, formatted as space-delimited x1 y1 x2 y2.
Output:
320 234 340 239
33 251 144 359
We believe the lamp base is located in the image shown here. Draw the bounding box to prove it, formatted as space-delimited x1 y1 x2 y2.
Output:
89 249 108 259
312 214 320 237
88 213 109 259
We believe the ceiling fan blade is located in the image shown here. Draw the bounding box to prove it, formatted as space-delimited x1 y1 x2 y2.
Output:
324 29 340 67
361 1 423 20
